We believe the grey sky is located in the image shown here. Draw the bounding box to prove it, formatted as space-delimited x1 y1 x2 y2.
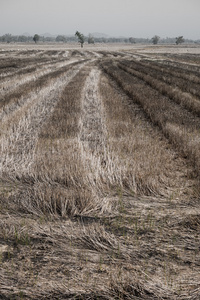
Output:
0 0 200 39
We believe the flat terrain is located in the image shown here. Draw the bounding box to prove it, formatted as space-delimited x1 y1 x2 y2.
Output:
0 43 200 299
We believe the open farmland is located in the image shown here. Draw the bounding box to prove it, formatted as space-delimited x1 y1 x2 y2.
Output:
0 44 200 299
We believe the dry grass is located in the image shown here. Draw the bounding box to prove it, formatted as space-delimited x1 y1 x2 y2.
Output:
14 65 114 218
101 59 200 179
118 60 200 115
0 59 86 112
0 62 85 177
0 47 200 299
99 73 196 197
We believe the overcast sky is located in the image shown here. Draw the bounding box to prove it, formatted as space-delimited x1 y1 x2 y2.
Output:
0 0 200 39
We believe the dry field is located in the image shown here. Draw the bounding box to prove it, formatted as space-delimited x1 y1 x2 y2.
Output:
0 44 200 299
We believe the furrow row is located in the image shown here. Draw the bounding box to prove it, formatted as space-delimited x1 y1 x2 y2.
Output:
0 61 86 179
101 60 200 179
118 61 200 117
0 59 87 122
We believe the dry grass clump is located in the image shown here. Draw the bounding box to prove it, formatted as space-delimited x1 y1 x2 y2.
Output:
75 223 121 254
16 180 95 217
178 214 200 231
108 272 175 300
185 287 200 300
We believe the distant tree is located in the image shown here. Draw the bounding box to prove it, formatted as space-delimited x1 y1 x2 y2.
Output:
176 36 185 45
2 33 12 43
88 34 94 44
152 35 160 45
33 34 40 43
18 35 28 42
129 37 136 44
44 36 55 42
75 31 85 48
56 35 67 43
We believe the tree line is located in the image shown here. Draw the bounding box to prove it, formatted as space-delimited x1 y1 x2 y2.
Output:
0 33 199 45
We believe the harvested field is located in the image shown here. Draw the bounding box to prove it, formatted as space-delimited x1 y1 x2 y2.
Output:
0 45 200 299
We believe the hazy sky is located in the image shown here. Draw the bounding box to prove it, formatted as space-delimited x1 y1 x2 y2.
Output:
0 0 200 39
